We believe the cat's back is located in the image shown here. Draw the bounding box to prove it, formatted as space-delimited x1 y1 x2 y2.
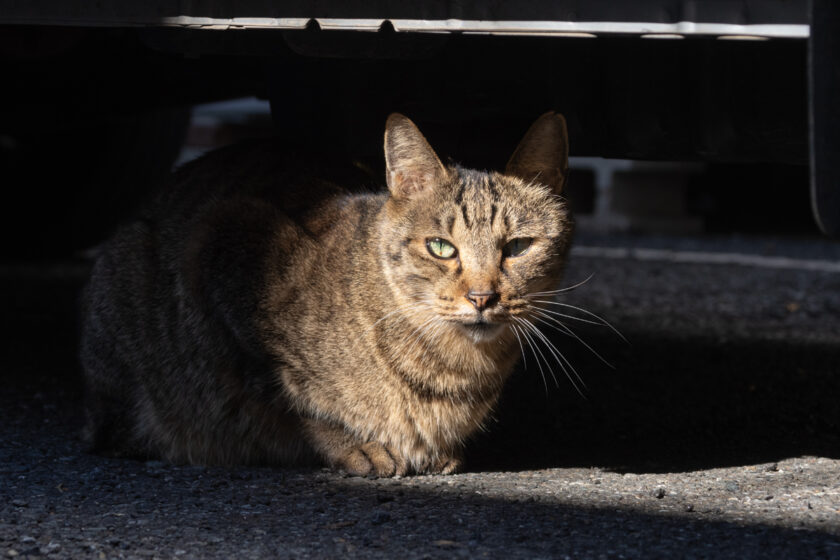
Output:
84 138 381 339
86 139 381 326
152 139 378 227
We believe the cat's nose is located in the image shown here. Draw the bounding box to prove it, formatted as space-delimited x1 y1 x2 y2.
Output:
466 290 499 312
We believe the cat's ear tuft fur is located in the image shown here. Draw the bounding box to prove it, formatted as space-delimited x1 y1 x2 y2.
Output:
505 112 569 194
384 114 448 199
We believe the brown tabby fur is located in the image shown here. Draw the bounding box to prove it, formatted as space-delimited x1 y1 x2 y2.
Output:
80 112 572 476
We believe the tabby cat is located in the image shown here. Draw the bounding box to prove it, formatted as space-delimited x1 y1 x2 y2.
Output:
80 112 573 476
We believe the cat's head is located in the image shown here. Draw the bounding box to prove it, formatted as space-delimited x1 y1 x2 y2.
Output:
380 113 573 344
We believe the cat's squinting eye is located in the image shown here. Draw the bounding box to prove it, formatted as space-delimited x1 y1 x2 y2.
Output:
426 238 458 259
503 238 533 258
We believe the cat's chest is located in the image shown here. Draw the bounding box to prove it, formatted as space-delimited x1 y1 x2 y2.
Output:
405 381 499 446
369 346 512 454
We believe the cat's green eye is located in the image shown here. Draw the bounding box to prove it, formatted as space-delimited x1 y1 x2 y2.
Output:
426 238 458 259
503 237 533 258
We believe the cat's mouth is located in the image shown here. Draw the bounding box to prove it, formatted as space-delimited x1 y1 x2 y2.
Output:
457 320 505 343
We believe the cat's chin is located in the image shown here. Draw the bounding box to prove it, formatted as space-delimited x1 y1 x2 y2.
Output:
457 321 506 343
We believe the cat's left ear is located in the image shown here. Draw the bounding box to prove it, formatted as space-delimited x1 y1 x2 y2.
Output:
505 112 569 194
384 113 449 199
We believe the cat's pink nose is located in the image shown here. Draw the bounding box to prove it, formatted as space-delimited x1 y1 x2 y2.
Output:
466 291 499 312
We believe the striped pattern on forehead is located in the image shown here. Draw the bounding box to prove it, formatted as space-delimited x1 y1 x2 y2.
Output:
451 167 504 231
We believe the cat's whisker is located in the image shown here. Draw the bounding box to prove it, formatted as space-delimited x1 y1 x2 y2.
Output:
511 321 549 394
516 318 561 390
361 300 434 337
533 306 605 328
513 317 558 391
370 295 437 324
399 314 443 358
531 300 627 343
391 314 433 349
400 310 452 363
426 319 449 355
517 316 587 397
526 314 588 394
507 324 527 371
526 274 594 297
529 309 615 370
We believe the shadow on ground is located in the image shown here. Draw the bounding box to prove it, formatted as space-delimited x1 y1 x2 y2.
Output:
470 331 840 474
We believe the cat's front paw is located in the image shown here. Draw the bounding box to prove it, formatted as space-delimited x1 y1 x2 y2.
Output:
420 454 462 475
337 442 408 477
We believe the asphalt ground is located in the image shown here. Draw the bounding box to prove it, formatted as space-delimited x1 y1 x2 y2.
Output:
1 232 839 559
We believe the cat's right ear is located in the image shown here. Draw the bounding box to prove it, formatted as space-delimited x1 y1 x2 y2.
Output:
384 114 448 199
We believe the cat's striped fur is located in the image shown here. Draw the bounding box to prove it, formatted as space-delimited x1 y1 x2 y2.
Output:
81 113 572 475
